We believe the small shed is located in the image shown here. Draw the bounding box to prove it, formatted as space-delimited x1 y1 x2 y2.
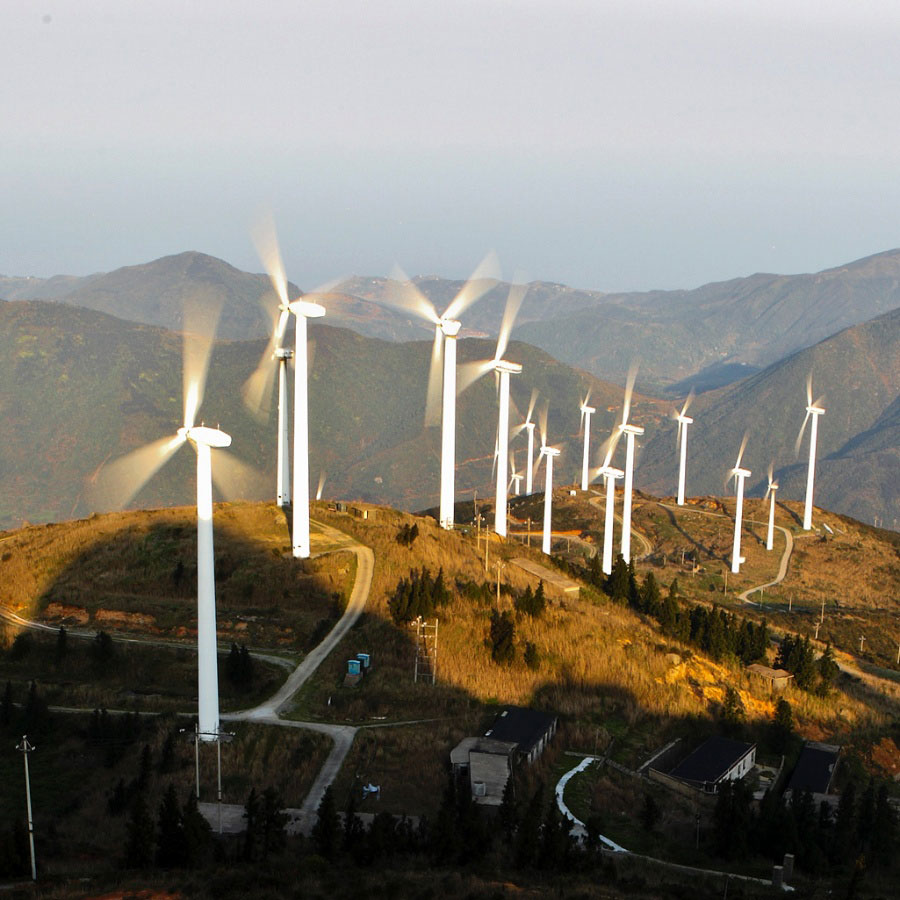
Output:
746 664 794 692
668 736 757 794
449 737 517 806
784 742 841 803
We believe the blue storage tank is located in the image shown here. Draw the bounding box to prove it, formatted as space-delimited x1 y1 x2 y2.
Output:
357 653 371 669
347 658 362 676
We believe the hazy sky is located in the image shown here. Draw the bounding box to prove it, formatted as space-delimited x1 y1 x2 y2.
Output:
4 0 900 292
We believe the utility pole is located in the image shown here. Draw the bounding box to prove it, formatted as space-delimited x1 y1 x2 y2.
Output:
814 621 821 641
195 723 200 799
495 561 506 608
16 736 36 881
820 599 825 623
723 568 728 596
527 517 531 548
859 635 866 654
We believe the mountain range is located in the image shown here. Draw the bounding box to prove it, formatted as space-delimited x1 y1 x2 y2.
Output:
1 248 897 530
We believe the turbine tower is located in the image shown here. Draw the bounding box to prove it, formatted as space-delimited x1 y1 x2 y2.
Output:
385 256 499 529
537 404 561 555
728 434 751 575
595 431 624 576
674 391 694 506
795 375 825 531
457 283 527 538
92 302 255 742
509 451 523 497
249 219 335 557
579 393 596 492
617 366 643 564
765 464 778 552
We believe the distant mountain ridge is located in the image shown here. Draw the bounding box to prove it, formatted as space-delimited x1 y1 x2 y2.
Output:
8 247 900 391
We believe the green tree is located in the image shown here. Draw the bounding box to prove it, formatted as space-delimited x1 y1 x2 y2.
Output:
260 787 288 858
155 783 186 868
10 632 33 660
515 785 544 868
0 681 13 730
489 610 516 664
123 794 154 869
771 698 793 753
524 641 540 670
721 686 745 734
55 626 68 663
242 787 260 862
817 643 839 694
312 785 340 860
91 630 115 671
641 793 661 833
182 791 212 867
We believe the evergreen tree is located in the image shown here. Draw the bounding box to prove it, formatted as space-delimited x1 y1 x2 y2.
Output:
343 789 364 853
225 643 242 684
515 785 544 868
524 641 540 670
605 555 630 603
123 794 154 869
55 626 68 663
831 780 858 866
136 744 153 792
242 787 260 862
817 643 839 694
430 772 461 864
640 793 661 833
312 785 340 860
721 686 745 734
498 775 518 843
182 791 212 868
0 681 13 730
108 778 129 816
855 780 876 851
539 801 571 869
91 630 115 669
871 783 897 866
23 681 49 735
261 787 288 858
156 783 186 868
712 779 752 859
489 610 516 664
639 572 661 617
771 698 794 753
158 732 176 774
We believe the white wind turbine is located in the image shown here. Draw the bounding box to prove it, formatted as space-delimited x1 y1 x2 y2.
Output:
728 433 751 574
537 404 561 555
251 221 333 558
91 302 259 742
595 430 625 576
795 374 825 531
385 256 500 530
673 391 694 506
509 450 523 497
617 366 643 564
765 463 778 552
512 388 540 495
579 392 596 492
457 282 527 538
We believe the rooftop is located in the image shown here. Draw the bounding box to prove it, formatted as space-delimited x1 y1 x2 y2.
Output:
484 706 557 755
669 736 755 785
787 742 841 796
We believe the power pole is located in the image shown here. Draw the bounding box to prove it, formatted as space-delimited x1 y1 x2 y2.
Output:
814 621 820 641
859 635 866 654
16 736 36 881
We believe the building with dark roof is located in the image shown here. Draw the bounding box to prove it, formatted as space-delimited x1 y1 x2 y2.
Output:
484 706 558 765
668 736 756 793
785 742 841 802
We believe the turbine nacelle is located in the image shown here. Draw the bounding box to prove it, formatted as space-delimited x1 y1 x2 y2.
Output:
540 446 561 458
676 414 694 425
580 404 596 416
730 466 752 480
273 347 293 360
619 423 645 436
494 359 522 375
598 466 624 480
439 318 462 337
806 405 825 416
179 425 233 449
287 299 326 319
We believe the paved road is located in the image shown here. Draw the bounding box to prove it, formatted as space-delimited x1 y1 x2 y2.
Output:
587 490 654 559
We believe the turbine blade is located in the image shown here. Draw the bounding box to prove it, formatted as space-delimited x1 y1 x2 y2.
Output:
252 213 290 307
211 449 268 501
241 342 279 418
88 434 185 511
316 471 326 501
806 373 813 407
599 428 622 470
526 388 538 425
302 274 349 303
794 411 811 457
443 251 501 321
735 432 749 470
275 309 291 343
676 419 683 451
538 401 549 448
510 449 517 477
813 394 825 409
622 362 639 426
495 280 527 361
457 359 494 396
680 388 695 418
767 462 774 485
386 265 439 324
182 297 223 429
424 325 444 427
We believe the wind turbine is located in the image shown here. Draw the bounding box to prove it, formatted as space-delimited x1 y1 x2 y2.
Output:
252 220 331 558
728 434 751 575
537 404 561 555
91 302 255 742
595 430 624 576
457 282 527 538
509 450 523 497
765 463 778 551
617 366 643 564
579 392 596 492
513 388 539 495
673 391 694 506
795 374 825 531
385 256 500 530
242 288 292 508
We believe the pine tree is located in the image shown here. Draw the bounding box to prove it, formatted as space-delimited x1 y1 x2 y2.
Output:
55 626 68 663
606 555 630 603
772 698 793 753
182 791 212 867
721 686 745 734
498 775 518 842
871 783 897 866
123 794 154 869
156 783 186 868
23 681 49 734
524 642 540 670
242 787 260 862
641 793 660 832
311 786 340 860
489 610 516 664
343 789 364 852
0 681 13 730
515 785 544 868
831 780 857 865
261 787 288 858
817 643 839 694
136 744 153 792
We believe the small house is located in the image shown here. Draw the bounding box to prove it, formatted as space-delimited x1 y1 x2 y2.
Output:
784 742 841 803
668 736 757 794
484 706 558 765
746 664 794 692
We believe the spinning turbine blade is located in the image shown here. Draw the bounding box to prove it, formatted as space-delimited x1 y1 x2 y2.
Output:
424 325 444 427
794 410 811 457
526 388 538 425
735 432 749 470
457 359 494 395
89 434 185 511
538 401 549 448
495 280 527 361
806 373 813 407
242 303 284 417
386 265 439 324
443 251 501 321
182 298 222 429
316 471 327 501
680 389 695 418
210 449 268 501
622 362 639 426
252 214 290 307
